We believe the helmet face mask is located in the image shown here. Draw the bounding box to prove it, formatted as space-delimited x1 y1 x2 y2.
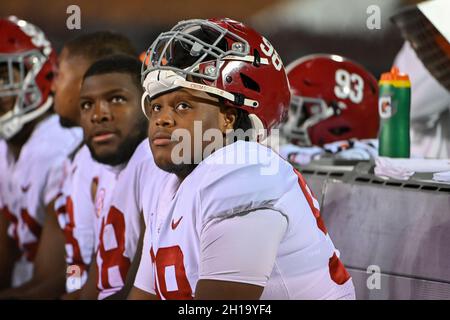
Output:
282 54 379 147
141 18 291 138
142 19 251 82
0 17 55 140
0 50 45 114
283 95 332 146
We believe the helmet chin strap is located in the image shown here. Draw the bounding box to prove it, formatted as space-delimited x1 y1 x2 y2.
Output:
141 91 150 118
0 96 53 140
248 114 267 141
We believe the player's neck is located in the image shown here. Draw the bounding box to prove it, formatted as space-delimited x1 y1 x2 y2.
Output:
176 171 191 183
7 123 35 160
175 164 198 183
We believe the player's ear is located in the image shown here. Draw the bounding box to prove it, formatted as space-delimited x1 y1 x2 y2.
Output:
220 106 237 132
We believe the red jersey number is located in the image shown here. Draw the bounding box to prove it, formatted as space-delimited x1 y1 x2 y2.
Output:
97 206 131 290
150 245 193 300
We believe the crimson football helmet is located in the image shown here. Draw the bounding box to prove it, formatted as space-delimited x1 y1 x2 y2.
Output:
282 54 379 146
141 18 291 138
0 16 56 140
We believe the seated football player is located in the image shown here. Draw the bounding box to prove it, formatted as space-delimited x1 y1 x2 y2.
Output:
280 54 380 166
76 54 153 299
129 18 356 300
0 17 82 297
1 31 137 300
51 32 137 299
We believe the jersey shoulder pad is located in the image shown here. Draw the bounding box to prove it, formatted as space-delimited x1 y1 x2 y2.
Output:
193 141 293 223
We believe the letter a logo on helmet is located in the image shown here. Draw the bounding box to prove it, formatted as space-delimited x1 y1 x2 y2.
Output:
140 18 291 139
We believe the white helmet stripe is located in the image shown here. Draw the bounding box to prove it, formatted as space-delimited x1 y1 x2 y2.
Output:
141 70 259 114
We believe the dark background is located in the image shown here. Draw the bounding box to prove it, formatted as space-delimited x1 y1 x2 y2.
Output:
0 0 422 78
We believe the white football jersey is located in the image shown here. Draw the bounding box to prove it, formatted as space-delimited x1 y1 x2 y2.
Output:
54 145 101 293
95 140 160 300
0 115 82 287
135 141 355 300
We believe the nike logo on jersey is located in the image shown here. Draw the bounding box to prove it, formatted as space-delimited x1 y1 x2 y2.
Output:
21 184 31 193
171 216 183 230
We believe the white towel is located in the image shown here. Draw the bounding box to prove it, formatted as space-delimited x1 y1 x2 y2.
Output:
279 139 379 166
433 171 450 183
375 157 450 180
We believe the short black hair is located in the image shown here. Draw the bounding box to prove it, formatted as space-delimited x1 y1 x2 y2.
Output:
83 54 143 91
216 97 252 132
64 31 137 61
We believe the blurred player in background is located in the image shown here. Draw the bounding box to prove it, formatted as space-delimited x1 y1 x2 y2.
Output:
280 54 380 166
129 18 355 300
394 41 450 159
52 32 137 299
0 17 81 296
1 31 138 299
75 55 149 299
391 0 450 159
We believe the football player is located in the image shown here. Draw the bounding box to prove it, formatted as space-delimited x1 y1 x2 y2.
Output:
280 54 380 166
0 17 81 296
75 55 153 299
129 18 355 299
1 31 137 299
52 32 137 299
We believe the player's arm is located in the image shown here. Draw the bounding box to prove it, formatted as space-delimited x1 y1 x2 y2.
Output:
106 214 145 300
0 211 20 291
78 253 98 299
195 209 287 300
1 199 67 299
127 212 157 300
195 280 263 300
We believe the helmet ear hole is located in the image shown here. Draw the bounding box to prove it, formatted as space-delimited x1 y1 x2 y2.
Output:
329 126 350 136
240 73 260 92
45 71 54 81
